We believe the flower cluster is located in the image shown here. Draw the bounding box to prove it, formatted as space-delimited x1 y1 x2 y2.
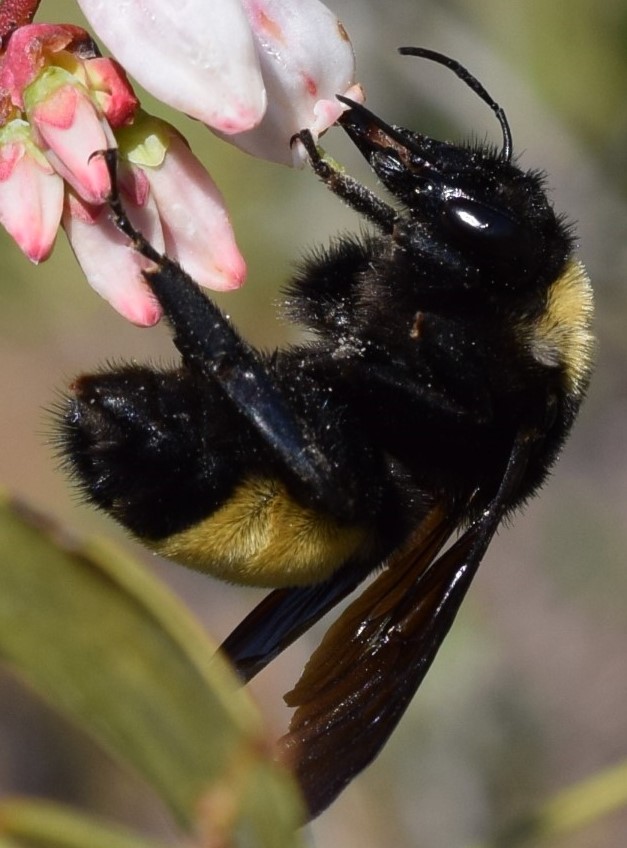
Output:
0 1 361 324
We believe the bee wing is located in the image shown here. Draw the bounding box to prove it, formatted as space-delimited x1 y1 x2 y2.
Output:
277 431 538 819
219 560 371 682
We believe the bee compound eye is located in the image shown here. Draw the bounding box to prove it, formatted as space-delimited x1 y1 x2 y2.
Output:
442 197 520 255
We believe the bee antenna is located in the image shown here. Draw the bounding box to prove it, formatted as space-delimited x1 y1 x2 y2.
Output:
398 47 513 164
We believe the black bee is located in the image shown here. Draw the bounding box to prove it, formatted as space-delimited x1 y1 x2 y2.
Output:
57 49 594 819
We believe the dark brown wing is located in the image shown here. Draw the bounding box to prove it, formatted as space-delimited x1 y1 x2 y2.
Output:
277 430 538 819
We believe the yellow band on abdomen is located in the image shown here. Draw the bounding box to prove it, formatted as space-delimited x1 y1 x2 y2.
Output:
151 476 370 587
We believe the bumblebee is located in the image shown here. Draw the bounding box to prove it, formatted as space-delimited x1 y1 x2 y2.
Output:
57 49 594 818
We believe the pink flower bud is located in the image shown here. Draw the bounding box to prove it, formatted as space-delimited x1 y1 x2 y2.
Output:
0 120 63 262
63 189 164 327
83 57 139 129
116 114 246 291
0 23 93 112
130 133 246 291
25 70 115 205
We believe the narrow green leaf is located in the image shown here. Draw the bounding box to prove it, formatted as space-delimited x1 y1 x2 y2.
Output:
0 495 304 843
468 757 627 847
537 757 627 840
0 799 168 848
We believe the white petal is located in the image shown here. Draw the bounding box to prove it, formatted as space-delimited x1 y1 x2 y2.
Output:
229 0 359 164
0 145 63 263
77 0 267 133
63 192 165 326
139 133 246 291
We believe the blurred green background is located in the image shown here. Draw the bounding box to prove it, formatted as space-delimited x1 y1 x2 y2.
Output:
1 1 626 846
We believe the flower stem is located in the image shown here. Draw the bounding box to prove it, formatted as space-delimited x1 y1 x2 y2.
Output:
0 0 40 46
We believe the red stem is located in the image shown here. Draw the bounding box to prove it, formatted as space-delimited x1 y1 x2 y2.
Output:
0 0 41 46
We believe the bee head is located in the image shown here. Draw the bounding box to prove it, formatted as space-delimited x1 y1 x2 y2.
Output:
337 49 572 293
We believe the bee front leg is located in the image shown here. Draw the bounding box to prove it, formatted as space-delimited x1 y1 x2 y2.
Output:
292 129 398 233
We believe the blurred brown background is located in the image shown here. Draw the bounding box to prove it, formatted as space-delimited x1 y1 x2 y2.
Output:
1 1 626 846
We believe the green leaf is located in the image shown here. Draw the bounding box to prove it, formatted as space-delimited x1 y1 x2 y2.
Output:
468 757 627 847
0 799 168 848
0 495 304 845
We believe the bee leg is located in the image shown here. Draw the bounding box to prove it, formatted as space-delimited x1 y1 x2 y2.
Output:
103 151 361 522
147 260 359 518
291 129 397 233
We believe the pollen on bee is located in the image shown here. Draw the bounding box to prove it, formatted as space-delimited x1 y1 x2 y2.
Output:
410 311 424 339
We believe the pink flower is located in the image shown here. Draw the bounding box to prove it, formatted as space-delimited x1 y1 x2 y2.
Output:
0 21 248 324
117 116 247 291
0 24 135 240
25 70 116 205
0 24 121 205
77 0 362 164
1 5 362 323
234 0 364 165
0 118 63 262
63 115 246 325
76 0 266 135
63 189 164 327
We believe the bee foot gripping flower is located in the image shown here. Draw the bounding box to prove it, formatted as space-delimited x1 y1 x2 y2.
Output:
63 189 164 328
233 0 365 165
64 115 248 326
